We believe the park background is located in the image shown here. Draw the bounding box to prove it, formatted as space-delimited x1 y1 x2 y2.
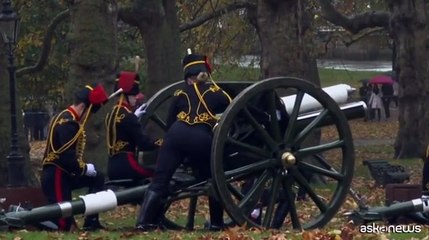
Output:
1 0 428 239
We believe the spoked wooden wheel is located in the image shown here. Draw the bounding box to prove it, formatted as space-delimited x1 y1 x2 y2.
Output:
140 81 185 134
212 77 354 230
160 186 206 230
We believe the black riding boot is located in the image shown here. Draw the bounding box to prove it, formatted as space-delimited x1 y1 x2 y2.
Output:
136 190 164 231
207 197 224 231
83 214 105 231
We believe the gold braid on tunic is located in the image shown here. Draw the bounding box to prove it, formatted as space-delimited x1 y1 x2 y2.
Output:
106 95 129 156
175 83 232 127
42 106 93 175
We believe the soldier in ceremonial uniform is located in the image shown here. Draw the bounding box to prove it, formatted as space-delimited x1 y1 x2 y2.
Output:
106 71 161 182
136 52 232 231
41 83 109 231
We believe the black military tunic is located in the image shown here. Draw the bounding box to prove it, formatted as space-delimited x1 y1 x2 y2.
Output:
106 101 159 181
41 107 105 231
149 82 231 195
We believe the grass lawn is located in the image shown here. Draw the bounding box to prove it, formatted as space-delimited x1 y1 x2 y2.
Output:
212 64 382 89
6 66 428 239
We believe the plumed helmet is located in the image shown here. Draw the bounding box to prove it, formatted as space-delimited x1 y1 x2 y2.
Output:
74 83 109 113
182 54 212 80
114 71 140 95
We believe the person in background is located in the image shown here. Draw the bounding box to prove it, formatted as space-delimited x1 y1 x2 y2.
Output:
381 83 394 119
368 84 383 121
392 80 399 108
41 83 109 231
358 81 371 121
358 81 370 103
106 71 161 182
135 51 232 231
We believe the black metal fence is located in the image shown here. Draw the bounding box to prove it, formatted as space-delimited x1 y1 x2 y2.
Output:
23 111 50 141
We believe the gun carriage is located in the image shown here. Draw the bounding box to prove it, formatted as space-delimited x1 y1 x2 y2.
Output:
1 76 371 231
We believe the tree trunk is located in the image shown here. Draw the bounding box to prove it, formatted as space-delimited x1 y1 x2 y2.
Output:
255 0 319 84
388 0 429 158
254 0 321 151
67 0 118 168
137 0 182 97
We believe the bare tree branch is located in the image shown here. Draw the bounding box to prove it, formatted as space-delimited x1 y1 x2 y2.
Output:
318 0 390 34
17 9 70 77
342 27 386 47
179 0 254 32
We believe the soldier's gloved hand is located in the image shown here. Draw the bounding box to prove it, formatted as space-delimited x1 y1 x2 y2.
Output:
134 103 147 118
85 163 97 177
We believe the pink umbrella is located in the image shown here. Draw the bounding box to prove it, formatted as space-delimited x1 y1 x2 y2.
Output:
368 75 394 85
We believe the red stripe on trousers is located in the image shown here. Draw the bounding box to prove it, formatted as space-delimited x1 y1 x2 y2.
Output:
54 168 66 230
127 152 154 177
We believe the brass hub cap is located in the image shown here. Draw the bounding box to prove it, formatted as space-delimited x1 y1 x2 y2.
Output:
281 152 296 168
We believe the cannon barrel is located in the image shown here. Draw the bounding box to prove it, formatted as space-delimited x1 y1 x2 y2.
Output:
347 198 429 224
297 101 367 128
2 185 148 228
282 84 355 114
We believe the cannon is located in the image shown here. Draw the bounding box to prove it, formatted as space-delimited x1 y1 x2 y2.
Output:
1 77 367 231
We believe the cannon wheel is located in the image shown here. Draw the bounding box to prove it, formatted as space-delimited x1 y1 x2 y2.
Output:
212 77 354 230
140 81 185 133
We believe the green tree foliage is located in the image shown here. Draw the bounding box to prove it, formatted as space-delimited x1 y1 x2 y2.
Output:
178 0 259 81
14 0 69 112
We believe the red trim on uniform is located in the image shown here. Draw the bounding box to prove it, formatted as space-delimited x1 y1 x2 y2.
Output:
119 101 132 112
127 152 153 177
67 106 80 121
54 168 67 230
